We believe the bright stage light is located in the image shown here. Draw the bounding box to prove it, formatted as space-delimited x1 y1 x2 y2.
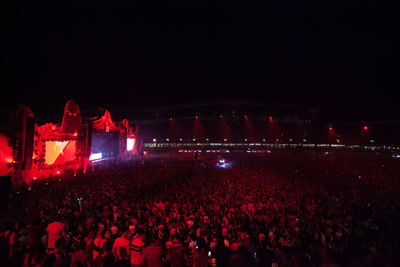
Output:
127 138 135 151
89 153 102 161
216 158 230 168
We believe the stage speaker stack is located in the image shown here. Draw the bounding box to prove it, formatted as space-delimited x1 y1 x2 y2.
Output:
23 117 35 171
81 122 92 173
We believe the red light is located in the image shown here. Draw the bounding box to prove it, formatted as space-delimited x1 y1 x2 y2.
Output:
244 115 248 119
195 115 198 119
363 126 368 130
329 126 333 131
170 118 173 121
56 170 60 175
269 116 273 122
220 115 223 118
32 177 37 180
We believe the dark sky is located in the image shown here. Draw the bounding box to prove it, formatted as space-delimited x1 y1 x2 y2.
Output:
1 2 396 121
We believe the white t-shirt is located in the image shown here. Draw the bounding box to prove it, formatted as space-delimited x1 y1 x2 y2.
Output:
112 236 130 261
92 236 107 260
46 221 65 249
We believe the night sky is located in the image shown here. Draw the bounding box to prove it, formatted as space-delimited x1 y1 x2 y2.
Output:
1 2 396 121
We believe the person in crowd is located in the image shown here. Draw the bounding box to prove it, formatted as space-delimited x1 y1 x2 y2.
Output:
193 234 208 267
112 229 130 267
23 217 42 266
212 236 231 267
49 238 68 267
92 241 114 267
167 234 186 267
143 231 164 267
46 214 65 252
92 230 107 261
71 239 90 267
130 229 146 267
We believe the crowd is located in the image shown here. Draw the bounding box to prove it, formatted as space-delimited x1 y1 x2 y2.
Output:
1 151 399 267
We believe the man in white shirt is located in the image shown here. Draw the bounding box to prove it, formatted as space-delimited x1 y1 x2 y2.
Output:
46 215 65 251
112 230 130 266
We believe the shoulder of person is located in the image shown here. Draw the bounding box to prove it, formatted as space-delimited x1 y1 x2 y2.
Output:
131 238 145 247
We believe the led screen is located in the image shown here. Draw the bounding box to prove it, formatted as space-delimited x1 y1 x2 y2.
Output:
89 153 102 161
45 140 76 165
127 138 135 151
